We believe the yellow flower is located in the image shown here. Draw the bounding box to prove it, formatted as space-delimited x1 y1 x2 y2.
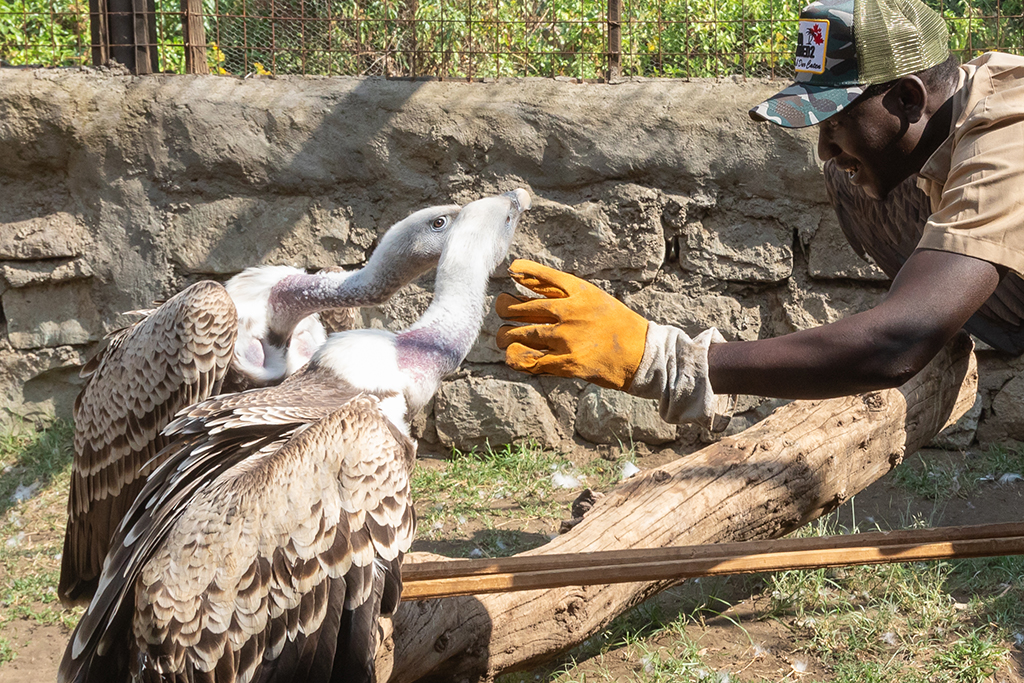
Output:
210 41 226 64
253 61 271 76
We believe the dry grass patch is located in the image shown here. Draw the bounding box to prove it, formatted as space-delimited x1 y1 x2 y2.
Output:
0 419 81 667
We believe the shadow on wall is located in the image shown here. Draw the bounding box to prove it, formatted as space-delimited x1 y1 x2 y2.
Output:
161 76 477 279
21 366 86 420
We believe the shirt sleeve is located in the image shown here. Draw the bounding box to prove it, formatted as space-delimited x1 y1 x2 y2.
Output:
918 113 1024 275
626 322 735 431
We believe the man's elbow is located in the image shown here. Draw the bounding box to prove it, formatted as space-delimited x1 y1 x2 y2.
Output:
871 361 922 389
867 332 947 389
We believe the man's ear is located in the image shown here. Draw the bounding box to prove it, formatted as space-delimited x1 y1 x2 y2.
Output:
892 75 928 123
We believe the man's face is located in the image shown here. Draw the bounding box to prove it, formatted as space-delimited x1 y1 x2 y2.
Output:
817 88 914 200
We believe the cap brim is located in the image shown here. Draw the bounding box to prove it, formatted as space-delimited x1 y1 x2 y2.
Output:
749 81 866 128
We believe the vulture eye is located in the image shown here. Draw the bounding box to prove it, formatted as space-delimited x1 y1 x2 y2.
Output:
431 216 450 231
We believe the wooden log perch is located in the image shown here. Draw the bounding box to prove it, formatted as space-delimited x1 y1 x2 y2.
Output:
376 332 978 682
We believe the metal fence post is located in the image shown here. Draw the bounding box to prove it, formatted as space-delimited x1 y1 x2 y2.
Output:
608 0 622 80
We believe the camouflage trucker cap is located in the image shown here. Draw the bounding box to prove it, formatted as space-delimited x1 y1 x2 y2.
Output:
749 0 950 128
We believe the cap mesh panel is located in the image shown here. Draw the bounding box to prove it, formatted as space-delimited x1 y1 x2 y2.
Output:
855 0 950 84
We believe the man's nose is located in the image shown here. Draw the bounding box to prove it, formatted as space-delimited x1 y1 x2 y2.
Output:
817 128 840 162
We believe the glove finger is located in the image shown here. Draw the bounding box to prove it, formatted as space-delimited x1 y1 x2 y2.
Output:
495 324 518 350
495 292 530 307
495 292 538 318
495 323 570 353
503 342 548 373
507 259 580 299
495 294 562 324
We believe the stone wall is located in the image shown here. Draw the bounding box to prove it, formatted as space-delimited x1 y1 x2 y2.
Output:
1 67 1020 453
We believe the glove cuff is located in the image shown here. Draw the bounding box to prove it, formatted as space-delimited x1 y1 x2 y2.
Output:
627 322 736 432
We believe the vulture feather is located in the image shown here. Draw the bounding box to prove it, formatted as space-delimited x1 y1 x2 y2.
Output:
59 189 531 683
60 203 461 607
823 159 1024 354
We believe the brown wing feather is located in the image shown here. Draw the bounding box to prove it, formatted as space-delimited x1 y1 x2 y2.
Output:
823 159 1024 355
822 158 931 279
60 280 238 607
60 381 416 683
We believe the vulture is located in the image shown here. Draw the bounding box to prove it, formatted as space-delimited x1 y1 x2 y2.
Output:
823 158 1024 354
59 188 531 683
60 202 461 607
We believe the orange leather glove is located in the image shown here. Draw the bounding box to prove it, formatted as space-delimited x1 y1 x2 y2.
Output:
495 259 649 391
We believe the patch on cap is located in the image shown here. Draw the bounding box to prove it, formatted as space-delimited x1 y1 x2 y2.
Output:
795 20 829 74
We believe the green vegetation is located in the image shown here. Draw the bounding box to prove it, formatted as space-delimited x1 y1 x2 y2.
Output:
491 509 1020 681
0 419 81 643
3 0 1024 76
892 443 1024 501
0 419 73 518
758 524 1016 681
411 440 623 555
406 442 1024 679
0 0 89 66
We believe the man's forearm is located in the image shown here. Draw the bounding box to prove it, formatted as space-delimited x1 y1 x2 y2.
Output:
707 315 935 399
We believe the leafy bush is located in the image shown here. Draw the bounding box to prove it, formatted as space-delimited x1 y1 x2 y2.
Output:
0 0 89 66
2 0 1024 76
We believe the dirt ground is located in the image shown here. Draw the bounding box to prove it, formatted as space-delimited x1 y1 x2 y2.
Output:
4 447 1024 682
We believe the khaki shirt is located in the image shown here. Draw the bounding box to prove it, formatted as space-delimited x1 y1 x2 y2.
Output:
918 52 1024 275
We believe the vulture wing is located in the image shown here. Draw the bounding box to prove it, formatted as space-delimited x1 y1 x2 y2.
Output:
60 372 416 683
822 157 930 279
823 159 1024 355
60 280 238 606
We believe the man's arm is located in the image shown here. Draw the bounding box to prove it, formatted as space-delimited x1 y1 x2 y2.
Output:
708 247 1001 399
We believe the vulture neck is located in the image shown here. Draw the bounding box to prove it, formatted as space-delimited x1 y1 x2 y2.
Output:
394 253 490 413
267 250 413 341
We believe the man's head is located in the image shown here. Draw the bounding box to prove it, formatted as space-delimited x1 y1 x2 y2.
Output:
751 0 958 198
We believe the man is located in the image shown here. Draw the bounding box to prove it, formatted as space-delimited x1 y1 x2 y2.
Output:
496 0 1024 431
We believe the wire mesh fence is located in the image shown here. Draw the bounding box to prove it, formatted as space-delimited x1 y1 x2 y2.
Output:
2 0 1024 78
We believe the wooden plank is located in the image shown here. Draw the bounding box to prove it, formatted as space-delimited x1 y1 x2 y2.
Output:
402 524 1024 600
403 521 1024 582
88 0 110 66
131 0 155 74
106 0 134 69
100 0 156 73
607 0 621 80
181 0 209 74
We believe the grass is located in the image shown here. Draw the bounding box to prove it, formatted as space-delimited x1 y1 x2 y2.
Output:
0 419 73 517
411 440 625 554
755 513 1016 682
0 419 82 637
2 421 1024 681
892 444 1024 501
526 591 765 683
